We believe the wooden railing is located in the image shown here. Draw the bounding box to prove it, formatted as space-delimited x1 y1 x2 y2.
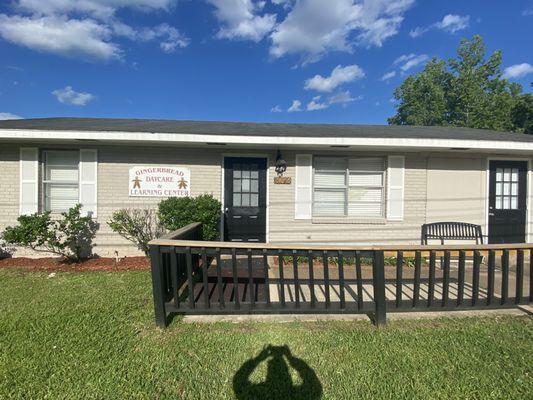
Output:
149 224 533 327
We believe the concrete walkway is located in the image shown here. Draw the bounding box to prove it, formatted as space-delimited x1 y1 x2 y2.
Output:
184 305 532 323
194 255 530 306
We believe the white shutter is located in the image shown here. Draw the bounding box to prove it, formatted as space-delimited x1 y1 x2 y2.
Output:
295 154 312 219
387 155 405 221
19 148 39 215
79 149 98 217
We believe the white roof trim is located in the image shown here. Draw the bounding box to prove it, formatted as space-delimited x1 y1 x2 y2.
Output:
1 128 533 152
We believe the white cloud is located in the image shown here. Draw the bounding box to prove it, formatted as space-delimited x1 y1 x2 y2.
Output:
0 112 22 120
435 14 470 33
329 90 360 105
0 14 122 60
408 26 425 38
271 0 293 10
287 99 302 112
17 0 175 20
270 0 414 63
0 1 186 61
306 90 360 111
410 14 469 38
281 90 361 113
380 70 396 81
52 86 95 105
140 23 189 52
270 105 282 112
208 0 276 42
503 63 533 79
523 7 533 16
110 21 189 52
304 64 364 93
306 96 329 111
394 53 428 72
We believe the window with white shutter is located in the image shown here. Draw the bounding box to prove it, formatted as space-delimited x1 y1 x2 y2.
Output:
79 149 98 217
43 150 80 213
20 147 39 215
387 155 405 221
295 154 313 219
313 156 385 218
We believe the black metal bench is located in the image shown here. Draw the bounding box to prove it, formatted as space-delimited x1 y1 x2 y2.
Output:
421 222 484 245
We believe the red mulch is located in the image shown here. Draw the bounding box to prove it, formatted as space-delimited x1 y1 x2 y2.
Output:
0 256 150 272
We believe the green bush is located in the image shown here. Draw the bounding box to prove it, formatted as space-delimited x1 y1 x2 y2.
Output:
0 239 13 258
108 209 165 257
2 204 98 262
158 194 221 240
280 255 417 267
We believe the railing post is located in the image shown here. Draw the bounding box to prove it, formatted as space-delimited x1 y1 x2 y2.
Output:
372 250 387 327
150 244 168 328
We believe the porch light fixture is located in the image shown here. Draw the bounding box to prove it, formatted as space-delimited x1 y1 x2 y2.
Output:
275 150 287 177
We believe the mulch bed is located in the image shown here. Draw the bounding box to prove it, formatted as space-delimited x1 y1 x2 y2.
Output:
0 256 150 272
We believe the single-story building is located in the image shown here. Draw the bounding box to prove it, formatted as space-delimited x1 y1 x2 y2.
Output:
0 117 532 257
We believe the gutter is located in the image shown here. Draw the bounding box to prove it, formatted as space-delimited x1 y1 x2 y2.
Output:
1 128 533 152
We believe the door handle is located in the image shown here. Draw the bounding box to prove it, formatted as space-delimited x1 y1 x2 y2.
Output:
489 212 495 216
224 207 229 213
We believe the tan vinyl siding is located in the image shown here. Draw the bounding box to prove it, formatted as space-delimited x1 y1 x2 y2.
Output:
426 156 487 227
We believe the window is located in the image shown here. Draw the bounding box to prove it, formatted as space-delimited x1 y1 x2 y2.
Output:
232 163 259 207
313 157 385 218
42 150 80 212
495 167 519 210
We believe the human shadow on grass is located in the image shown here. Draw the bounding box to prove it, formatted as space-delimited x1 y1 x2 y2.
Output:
233 345 322 400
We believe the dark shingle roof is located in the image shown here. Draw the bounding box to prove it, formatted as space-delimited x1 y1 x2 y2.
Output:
0 117 532 142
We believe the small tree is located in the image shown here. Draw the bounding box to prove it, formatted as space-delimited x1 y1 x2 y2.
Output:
108 209 165 257
2 204 98 262
511 93 533 134
158 194 221 240
389 35 523 132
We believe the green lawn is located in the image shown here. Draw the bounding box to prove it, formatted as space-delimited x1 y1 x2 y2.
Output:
0 269 532 400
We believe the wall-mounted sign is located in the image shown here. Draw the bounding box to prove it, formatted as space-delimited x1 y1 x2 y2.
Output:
274 176 292 185
129 166 191 197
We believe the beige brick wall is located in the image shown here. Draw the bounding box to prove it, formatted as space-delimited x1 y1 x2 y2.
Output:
95 145 223 256
0 143 531 257
268 151 428 245
0 144 19 237
0 143 225 257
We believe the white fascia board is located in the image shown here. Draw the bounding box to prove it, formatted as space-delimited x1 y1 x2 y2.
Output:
1 128 533 152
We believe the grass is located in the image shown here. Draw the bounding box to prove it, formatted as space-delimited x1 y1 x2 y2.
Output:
0 269 532 399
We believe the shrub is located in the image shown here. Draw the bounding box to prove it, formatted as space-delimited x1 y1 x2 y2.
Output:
158 194 221 240
108 209 165 257
2 204 98 262
0 239 13 259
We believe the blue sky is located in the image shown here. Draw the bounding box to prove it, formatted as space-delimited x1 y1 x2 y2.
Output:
1 0 533 124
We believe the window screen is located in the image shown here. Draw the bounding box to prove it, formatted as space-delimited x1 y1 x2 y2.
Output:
43 150 80 212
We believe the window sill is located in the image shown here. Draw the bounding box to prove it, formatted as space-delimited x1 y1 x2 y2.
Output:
311 217 387 225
